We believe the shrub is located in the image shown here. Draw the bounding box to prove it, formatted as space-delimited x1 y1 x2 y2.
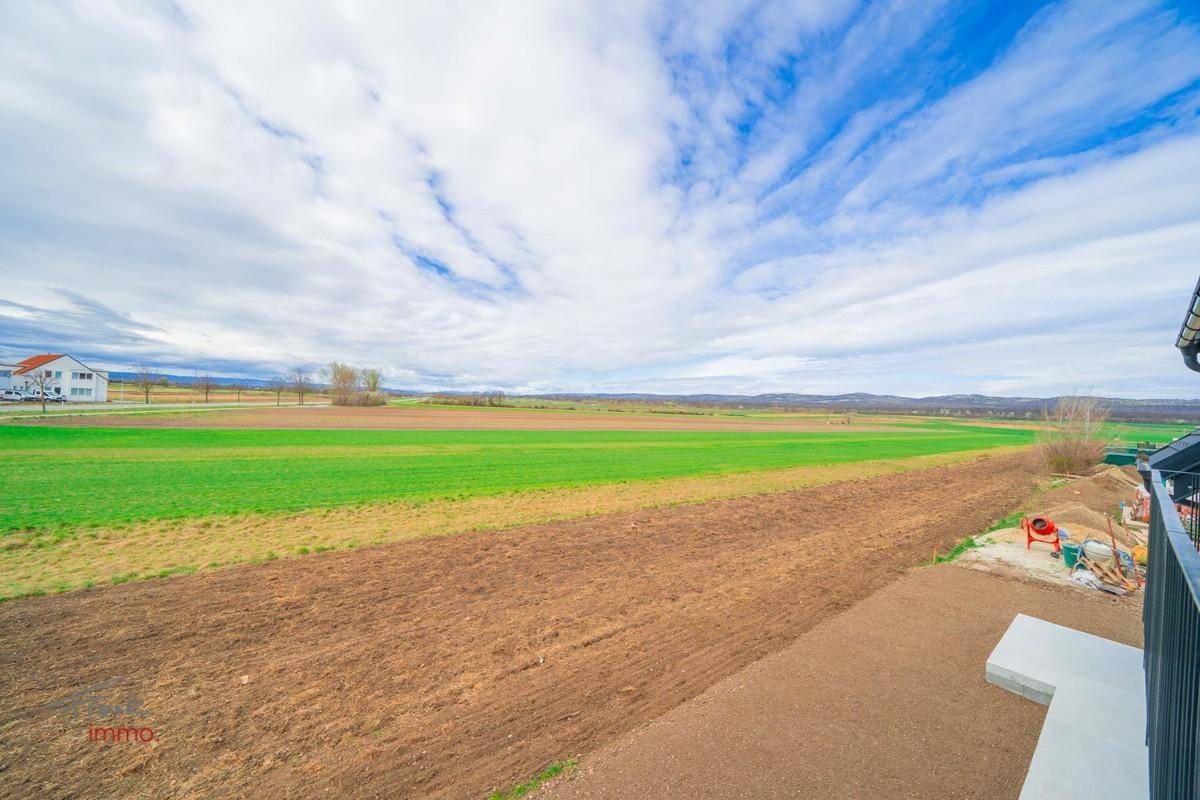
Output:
1039 396 1108 474
342 391 388 407
425 391 507 407
323 361 389 406
324 361 360 406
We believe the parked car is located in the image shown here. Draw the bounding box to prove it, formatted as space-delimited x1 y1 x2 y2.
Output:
1 390 27 401
18 390 62 403
29 391 66 403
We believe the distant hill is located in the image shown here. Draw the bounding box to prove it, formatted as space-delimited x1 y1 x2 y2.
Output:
108 371 276 388
105 373 1200 422
525 392 1200 423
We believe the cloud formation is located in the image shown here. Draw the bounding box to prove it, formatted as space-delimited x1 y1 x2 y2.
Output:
1 0 1198 396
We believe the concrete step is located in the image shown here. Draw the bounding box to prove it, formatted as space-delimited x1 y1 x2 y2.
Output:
986 613 1147 800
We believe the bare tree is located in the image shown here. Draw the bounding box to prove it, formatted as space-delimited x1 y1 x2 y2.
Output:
132 365 160 405
361 368 381 394
289 368 313 406
323 362 360 405
1040 396 1109 474
27 369 59 413
266 376 286 407
195 375 217 404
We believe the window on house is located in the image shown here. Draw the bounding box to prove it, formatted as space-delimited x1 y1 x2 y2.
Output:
72 372 93 380
70 387 93 397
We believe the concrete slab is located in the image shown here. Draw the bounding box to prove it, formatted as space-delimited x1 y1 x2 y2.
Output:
985 614 1148 800
960 532 1077 590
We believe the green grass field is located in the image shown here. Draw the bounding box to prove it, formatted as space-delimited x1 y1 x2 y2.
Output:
1100 421 1195 444
1 422 1038 535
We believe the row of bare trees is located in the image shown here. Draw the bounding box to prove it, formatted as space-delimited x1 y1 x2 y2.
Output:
117 366 321 406
115 364 392 407
198 368 320 406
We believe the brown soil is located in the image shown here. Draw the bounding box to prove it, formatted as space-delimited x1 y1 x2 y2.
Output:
541 565 1142 800
13 404 922 432
1039 466 1141 515
0 450 1041 800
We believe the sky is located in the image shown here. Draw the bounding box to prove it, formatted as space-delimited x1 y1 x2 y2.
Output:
1 0 1199 398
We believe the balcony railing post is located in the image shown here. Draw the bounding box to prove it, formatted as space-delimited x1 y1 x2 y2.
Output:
1141 466 1200 798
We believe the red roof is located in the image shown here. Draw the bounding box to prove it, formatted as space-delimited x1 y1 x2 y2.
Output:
14 354 64 375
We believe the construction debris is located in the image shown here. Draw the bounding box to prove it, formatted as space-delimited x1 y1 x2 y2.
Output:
959 465 1148 596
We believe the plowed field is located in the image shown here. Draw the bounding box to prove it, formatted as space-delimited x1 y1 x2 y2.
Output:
0 449 1041 799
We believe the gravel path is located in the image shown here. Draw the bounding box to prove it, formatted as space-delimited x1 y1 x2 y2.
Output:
541 565 1141 800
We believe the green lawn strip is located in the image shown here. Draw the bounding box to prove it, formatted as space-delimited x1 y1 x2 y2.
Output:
930 510 1027 565
984 511 1024 533
931 537 982 564
488 759 577 800
0 425 1035 535
1099 421 1195 446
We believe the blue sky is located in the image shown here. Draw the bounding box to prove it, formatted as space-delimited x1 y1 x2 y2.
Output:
1 0 1199 396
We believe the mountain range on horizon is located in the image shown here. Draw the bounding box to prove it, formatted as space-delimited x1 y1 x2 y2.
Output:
106 372 1200 423
528 391 1200 422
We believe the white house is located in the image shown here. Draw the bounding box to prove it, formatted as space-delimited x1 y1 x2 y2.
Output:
9 354 109 402
0 363 17 393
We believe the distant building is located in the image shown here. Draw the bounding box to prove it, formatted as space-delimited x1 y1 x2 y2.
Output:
7 354 109 402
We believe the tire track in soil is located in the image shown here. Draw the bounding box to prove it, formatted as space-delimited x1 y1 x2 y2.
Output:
0 449 1041 800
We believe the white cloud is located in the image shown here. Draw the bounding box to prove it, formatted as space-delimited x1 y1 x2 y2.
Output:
0 0 1198 397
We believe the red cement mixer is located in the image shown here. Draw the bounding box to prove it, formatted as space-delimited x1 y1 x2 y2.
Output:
1021 516 1061 553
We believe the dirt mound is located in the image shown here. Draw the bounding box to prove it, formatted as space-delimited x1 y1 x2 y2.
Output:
1041 503 1141 547
0 450 1041 800
1093 465 1142 490
1040 466 1141 520
1030 465 1145 548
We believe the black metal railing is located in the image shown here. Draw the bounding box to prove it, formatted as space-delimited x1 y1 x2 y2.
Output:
1164 470 1200 549
1142 467 1200 798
